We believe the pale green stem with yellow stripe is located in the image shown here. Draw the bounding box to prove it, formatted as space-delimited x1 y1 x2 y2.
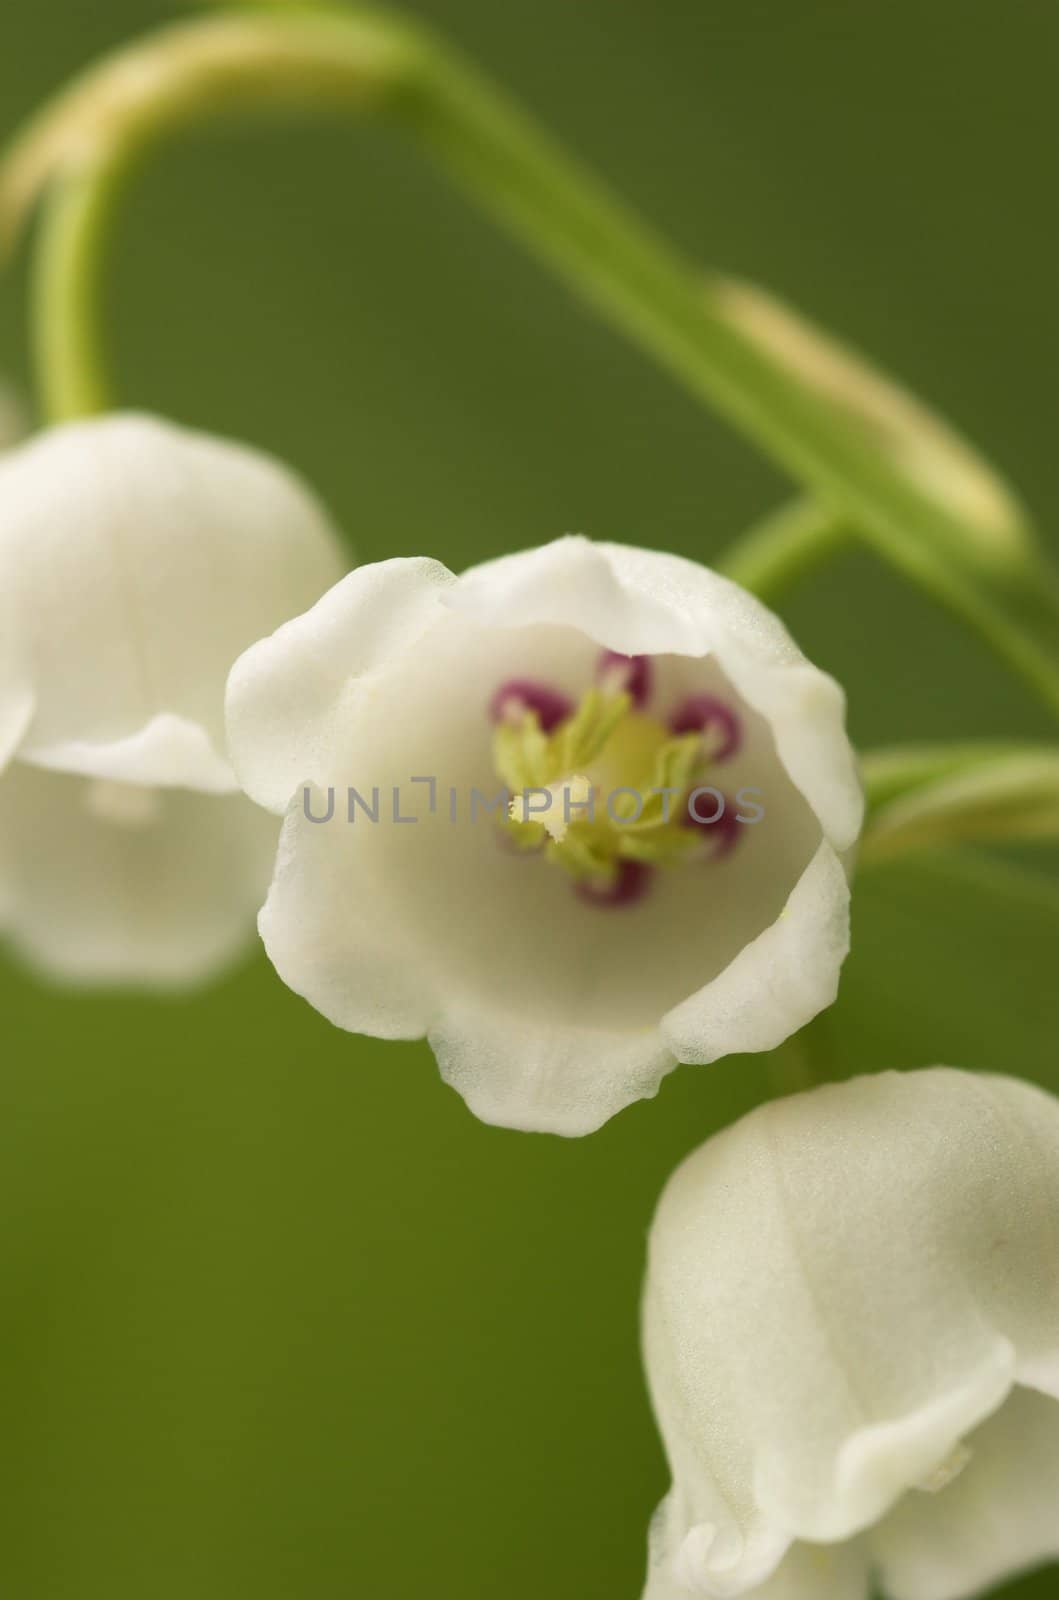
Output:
5 4 1058 705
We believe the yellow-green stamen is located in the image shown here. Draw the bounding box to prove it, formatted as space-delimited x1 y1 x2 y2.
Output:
492 683 710 891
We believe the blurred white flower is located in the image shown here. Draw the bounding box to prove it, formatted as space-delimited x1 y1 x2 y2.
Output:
0 412 346 985
226 536 862 1134
642 1067 1059 1600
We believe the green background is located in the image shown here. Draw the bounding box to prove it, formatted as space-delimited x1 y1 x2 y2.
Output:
1 2 1057 1596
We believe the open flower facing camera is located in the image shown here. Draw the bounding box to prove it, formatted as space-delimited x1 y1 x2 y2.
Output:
226 536 862 1134
642 1069 1059 1600
0 413 345 984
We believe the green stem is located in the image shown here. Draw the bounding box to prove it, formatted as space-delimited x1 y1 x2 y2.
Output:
859 740 1059 862
715 498 849 603
5 5 1059 697
33 161 124 419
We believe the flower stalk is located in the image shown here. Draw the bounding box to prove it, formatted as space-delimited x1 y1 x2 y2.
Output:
715 496 850 603
4 4 1058 708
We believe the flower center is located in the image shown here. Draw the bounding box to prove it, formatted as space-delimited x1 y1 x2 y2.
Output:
489 652 742 907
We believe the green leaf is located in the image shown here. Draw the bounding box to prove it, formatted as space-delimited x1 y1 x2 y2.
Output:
822 850 1059 1089
712 281 1059 713
860 743 1059 861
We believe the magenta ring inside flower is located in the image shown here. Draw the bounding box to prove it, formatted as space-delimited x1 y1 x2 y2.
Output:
668 693 742 762
487 656 750 908
489 678 573 732
684 791 742 858
596 649 652 707
575 859 654 908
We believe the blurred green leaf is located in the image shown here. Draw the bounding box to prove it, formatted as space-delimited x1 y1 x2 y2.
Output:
713 277 1059 714
827 850 1059 1086
860 742 1059 861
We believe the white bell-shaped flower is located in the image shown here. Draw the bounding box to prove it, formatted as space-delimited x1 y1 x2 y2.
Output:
0 412 346 985
226 536 862 1134
642 1067 1059 1600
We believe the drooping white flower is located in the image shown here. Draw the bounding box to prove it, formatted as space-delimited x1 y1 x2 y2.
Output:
0 412 346 985
226 536 862 1134
641 1067 1059 1600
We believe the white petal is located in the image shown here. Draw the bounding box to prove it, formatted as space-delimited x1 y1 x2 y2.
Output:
870 1387 1059 1600
0 682 33 773
0 622 33 774
258 785 436 1039
0 572 34 772
660 840 850 1063
448 537 863 851
0 413 347 788
225 556 455 813
743 1543 871 1600
0 759 279 986
645 1491 870 1600
21 712 236 791
429 1003 676 1136
644 1486 792 1600
642 1070 1059 1594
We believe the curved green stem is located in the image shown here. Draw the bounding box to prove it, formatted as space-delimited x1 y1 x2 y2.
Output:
4 4 1059 704
716 498 849 603
33 161 123 418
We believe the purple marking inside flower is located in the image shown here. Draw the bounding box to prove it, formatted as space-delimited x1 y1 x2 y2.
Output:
575 859 654 909
668 694 741 761
489 678 573 733
683 793 741 859
596 650 652 708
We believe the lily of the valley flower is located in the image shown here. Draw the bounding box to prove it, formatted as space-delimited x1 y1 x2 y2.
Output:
0 412 346 985
226 536 862 1135
642 1068 1059 1600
